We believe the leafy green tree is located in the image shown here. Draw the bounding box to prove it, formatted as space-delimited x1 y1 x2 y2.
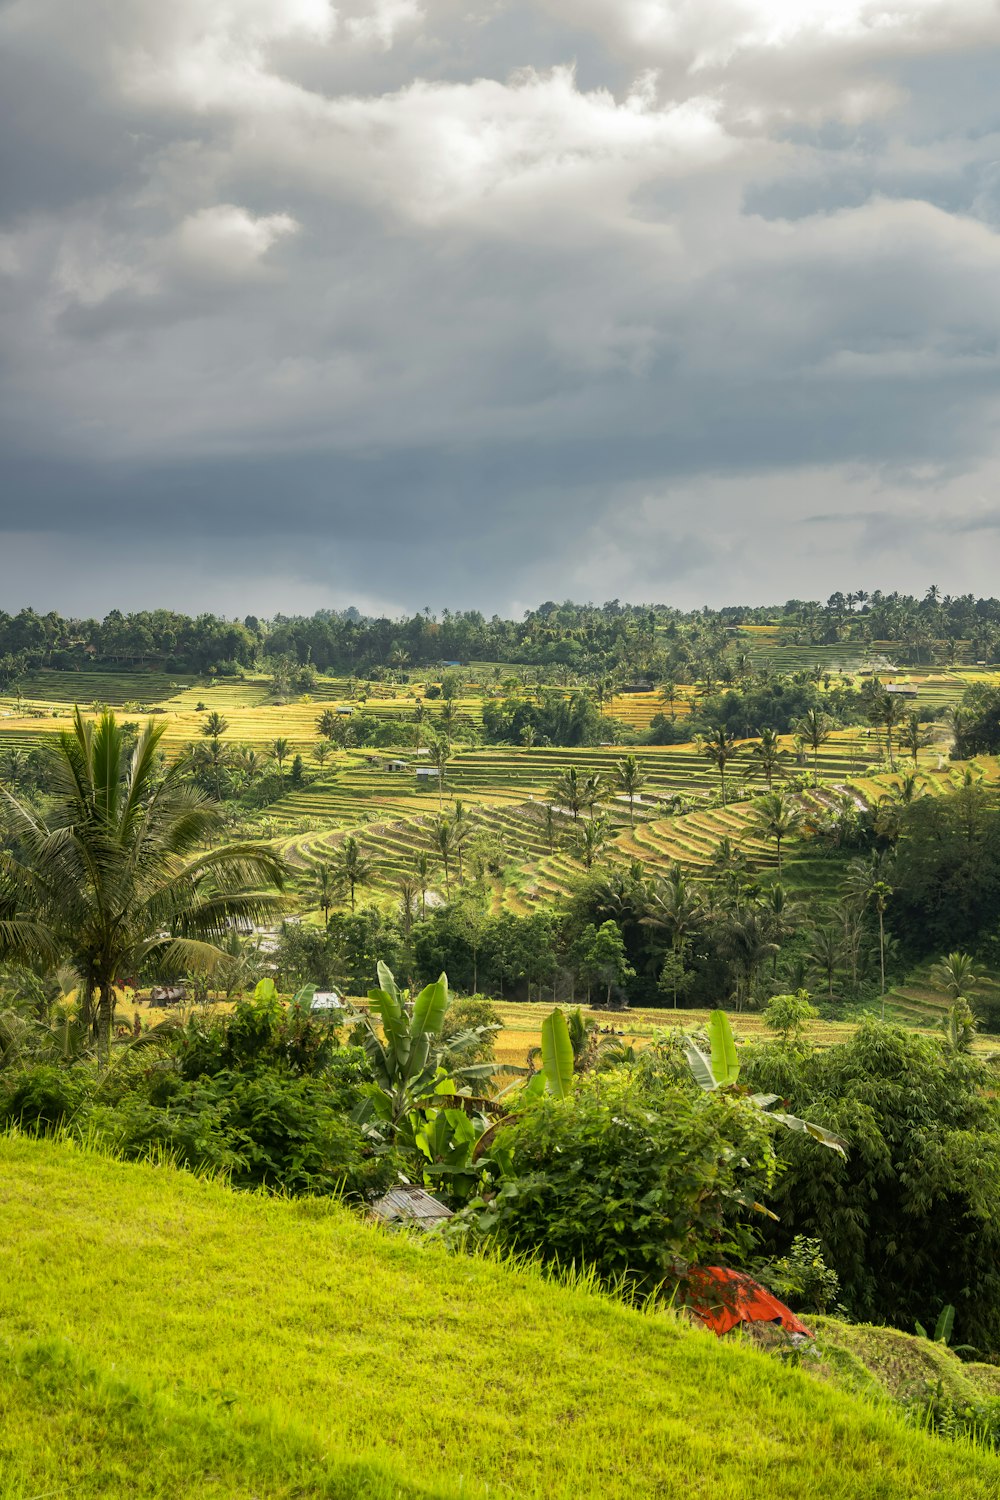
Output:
575 920 635 1006
201 711 228 742
742 1020 1000 1353
312 864 337 924
0 710 284 1059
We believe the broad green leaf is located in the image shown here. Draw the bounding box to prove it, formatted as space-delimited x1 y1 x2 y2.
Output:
934 1305 955 1344
770 1110 848 1158
540 1007 574 1098
291 983 316 1010
376 961 399 1005
709 1010 740 1087
370 987 410 1065
253 978 278 1003
413 976 449 1038
683 1037 717 1091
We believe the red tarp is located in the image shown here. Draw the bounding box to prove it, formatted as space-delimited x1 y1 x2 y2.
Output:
688 1266 813 1338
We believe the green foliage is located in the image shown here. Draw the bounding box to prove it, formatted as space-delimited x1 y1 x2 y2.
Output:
540 1007 574 1098
764 990 820 1044
0 1064 91 1133
741 1019 1000 1353
756 1235 841 1313
460 1074 776 1292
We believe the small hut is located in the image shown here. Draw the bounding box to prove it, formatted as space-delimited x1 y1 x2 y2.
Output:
371 1186 453 1230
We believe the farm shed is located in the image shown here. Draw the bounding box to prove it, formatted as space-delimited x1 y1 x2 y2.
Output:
371 1187 453 1229
386 759 410 772
885 684 919 698
148 985 186 1008
310 991 344 1014
336 706 353 715
416 767 440 783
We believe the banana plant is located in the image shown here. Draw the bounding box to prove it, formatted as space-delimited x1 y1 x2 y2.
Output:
685 1010 848 1158
357 963 497 1129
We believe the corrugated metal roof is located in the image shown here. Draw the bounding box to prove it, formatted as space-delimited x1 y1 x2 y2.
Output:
371 1187 453 1223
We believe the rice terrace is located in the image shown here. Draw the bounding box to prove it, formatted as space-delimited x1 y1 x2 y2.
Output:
7 2 1000 1494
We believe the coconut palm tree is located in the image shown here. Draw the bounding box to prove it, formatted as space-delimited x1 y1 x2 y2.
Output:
846 856 893 1014
429 738 451 811
0 709 285 1060
642 866 704 1007
332 835 375 913
614 755 646 829
796 708 832 784
930 951 978 1003
550 766 588 822
270 737 291 784
752 790 803 876
696 725 739 806
748 727 786 790
313 740 332 770
575 816 609 870
312 863 337 924
201 711 228 742
433 817 458 898
414 851 432 918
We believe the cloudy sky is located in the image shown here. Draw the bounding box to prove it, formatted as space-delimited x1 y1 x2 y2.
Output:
3 0 1000 617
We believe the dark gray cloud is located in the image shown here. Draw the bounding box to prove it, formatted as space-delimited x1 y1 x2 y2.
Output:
2 0 1000 616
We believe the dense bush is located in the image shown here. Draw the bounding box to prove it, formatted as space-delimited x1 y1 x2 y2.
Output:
458 1074 775 1291
741 1020 1000 1354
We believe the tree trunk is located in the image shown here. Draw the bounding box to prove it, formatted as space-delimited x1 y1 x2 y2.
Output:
97 973 114 1065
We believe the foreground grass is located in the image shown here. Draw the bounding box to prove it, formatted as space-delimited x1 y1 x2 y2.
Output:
1 1138 999 1498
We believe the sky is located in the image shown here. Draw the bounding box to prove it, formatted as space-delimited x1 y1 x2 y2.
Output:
3 0 1000 618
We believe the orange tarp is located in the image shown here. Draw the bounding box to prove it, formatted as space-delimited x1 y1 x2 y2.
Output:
688 1266 813 1338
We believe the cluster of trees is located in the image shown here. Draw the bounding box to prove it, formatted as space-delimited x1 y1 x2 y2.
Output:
6 584 999 690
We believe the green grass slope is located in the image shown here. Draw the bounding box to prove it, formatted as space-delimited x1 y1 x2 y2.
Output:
1 1138 999 1500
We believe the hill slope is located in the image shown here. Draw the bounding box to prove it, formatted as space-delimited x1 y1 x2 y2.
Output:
1 1137 998 1499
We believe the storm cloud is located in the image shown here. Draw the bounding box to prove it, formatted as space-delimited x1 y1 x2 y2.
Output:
2 0 1000 614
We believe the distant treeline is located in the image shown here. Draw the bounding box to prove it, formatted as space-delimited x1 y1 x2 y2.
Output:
3 586 1000 683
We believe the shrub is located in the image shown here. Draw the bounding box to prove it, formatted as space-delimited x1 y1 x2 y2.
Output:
0 1065 92 1133
459 1074 775 1292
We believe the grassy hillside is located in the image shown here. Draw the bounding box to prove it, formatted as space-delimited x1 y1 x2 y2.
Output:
1 1139 999 1498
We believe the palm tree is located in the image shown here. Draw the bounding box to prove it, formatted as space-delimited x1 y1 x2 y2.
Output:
396 875 419 943
1 749 29 789
332 835 375 913
931 951 978 1003
796 708 832 784
748 727 786 789
414 851 432 918
433 817 458 898
867 689 904 772
846 856 893 1014
201 711 228 742
642 866 704 1007
312 864 337 924
271 737 291 784
901 711 927 763
752 790 803 876
659 679 678 721
0 709 285 1060
575 816 609 870
452 800 470 885
807 924 843 1001
550 766 587 822
313 740 332 770
615 755 646 829
718 903 779 1012
429 739 451 812
697 725 738 806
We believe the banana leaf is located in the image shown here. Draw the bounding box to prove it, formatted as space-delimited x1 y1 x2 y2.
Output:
769 1110 848 1158
540 1007 574 1098
683 1037 717 1091
709 1010 740 1087
412 975 449 1038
